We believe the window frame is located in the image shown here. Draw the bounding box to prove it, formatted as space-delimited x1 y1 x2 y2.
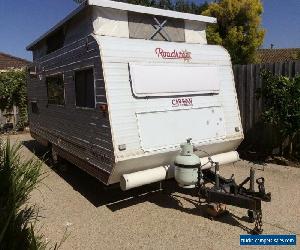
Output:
45 73 66 107
74 67 96 110
28 65 37 79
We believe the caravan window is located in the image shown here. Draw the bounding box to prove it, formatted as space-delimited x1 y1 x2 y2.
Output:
46 75 65 105
75 68 95 108
128 12 185 42
46 29 65 54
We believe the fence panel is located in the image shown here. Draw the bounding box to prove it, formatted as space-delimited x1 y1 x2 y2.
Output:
233 60 300 153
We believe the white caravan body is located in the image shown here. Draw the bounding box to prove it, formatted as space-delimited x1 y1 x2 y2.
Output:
95 36 244 184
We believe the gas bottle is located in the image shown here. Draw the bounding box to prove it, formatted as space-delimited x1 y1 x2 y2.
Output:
174 138 201 188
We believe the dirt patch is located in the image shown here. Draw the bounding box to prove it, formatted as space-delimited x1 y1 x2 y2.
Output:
4 134 300 250
239 150 300 168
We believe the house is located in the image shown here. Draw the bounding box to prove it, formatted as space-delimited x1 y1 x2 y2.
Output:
257 48 300 63
0 52 30 71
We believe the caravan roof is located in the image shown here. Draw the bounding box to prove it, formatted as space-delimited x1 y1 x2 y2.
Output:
89 0 216 23
26 0 216 50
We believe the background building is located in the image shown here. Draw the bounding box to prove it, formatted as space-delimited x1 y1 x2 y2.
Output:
258 48 300 63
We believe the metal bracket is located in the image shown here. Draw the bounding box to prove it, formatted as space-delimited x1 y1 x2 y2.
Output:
192 161 271 234
206 189 262 211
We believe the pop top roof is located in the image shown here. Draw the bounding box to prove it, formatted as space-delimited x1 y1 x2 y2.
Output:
89 0 216 23
26 0 216 51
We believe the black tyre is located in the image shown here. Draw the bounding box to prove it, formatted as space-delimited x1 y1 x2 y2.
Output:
49 145 60 166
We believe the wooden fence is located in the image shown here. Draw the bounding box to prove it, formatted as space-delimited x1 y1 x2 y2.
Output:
233 60 300 153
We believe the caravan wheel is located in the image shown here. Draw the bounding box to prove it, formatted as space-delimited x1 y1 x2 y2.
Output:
50 145 59 165
49 145 69 172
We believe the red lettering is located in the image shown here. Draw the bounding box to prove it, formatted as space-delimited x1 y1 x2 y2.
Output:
155 48 164 58
187 98 192 105
172 98 193 107
155 48 192 61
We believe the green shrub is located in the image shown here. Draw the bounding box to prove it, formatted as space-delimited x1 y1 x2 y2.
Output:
258 71 300 156
0 139 46 249
0 70 28 130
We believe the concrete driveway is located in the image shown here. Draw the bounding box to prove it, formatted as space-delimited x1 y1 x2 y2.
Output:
5 133 300 249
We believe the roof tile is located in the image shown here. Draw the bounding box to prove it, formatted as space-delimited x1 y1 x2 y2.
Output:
257 48 300 63
0 52 30 70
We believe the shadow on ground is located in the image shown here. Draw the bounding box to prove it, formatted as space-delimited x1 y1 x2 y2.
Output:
23 139 253 234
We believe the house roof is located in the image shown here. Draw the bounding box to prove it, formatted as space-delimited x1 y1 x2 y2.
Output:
27 0 216 51
0 52 30 70
257 48 300 63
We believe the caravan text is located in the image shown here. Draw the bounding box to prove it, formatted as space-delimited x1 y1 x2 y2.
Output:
155 48 192 62
172 98 193 107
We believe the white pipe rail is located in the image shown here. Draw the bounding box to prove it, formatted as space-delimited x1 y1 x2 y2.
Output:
120 151 239 190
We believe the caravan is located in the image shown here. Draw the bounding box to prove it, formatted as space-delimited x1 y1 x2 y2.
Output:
26 0 243 188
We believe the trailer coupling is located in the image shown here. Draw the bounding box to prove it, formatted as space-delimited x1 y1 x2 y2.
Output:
198 164 271 234
172 139 271 234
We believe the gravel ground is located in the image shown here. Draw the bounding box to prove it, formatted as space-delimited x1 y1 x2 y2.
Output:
4 133 300 250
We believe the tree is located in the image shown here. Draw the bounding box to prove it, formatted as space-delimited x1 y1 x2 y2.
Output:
291 50 300 61
127 0 156 7
73 0 208 14
73 0 85 4
156 0 173 9
202 0 265 65
0 69 28 130
190 1 208 14
258 71 300 156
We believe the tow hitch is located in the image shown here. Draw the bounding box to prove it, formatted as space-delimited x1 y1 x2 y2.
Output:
199 164 271 234
174 139 271 234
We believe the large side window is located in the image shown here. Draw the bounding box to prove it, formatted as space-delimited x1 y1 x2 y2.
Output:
46 75 65 105
46 29 65 54
75 68 95 108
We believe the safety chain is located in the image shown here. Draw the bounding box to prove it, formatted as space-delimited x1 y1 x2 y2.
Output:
253 210 263 234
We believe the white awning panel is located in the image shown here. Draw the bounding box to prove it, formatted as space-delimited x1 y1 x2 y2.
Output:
92 7 129 38
130 63 220 97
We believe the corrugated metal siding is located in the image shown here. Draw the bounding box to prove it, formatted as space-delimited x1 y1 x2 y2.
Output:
32 8 93 61
27 35 114 183
95 36 243 162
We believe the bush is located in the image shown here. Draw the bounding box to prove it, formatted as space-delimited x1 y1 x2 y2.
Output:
258 70 300 156
0 70 28 130
0 139 46 249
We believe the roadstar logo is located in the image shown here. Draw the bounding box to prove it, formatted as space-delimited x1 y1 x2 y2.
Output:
155 48 192 62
